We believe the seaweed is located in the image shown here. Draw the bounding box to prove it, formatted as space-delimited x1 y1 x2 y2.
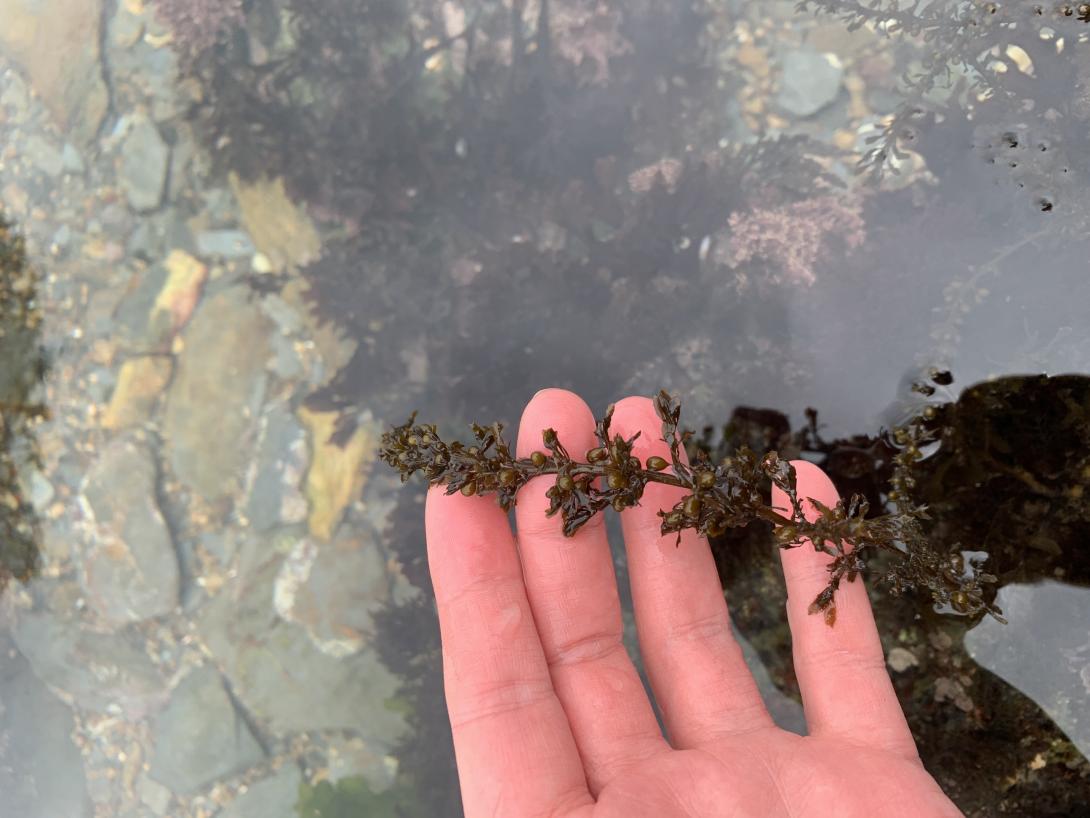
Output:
295 774 417 818
380 383 1005 625
0 214 46 592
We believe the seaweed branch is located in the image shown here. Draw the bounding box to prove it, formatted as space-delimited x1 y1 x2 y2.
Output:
380 387 1005 626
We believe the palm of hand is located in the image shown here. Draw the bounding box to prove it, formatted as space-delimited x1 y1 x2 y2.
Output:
425 390 963 818
587 731 958 817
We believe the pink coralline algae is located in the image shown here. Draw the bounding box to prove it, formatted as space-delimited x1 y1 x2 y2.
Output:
722 195 866 288
627 158 684 194
155 0 245 62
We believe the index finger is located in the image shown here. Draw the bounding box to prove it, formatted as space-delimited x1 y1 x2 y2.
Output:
426 487 593 816
772 460 919 759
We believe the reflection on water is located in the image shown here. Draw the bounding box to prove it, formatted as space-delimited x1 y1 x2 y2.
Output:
0 0 1087 816
966 581 1090 763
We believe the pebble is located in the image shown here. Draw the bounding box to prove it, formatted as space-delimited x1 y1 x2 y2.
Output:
61 143 86 174
25 134 65 176
196 228 256 258
119 114 171 212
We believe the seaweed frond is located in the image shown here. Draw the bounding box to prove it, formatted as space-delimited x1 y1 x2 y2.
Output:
380 387 1005 626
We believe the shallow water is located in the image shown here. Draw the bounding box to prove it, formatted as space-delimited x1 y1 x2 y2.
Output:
0 1 1087 816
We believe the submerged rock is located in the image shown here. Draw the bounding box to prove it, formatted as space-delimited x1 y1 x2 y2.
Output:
100 356 174 430
119 115 171 212
12 608 169 719
776 49 843 117
163 287 271 509
196 229 255 258
197 532 406 742
272 529 391 658
219 764 303 818
0 0 109 144
0 636 92 818
244 404 308 532
78 434 180 625
299 407 378 542
148 665 265 795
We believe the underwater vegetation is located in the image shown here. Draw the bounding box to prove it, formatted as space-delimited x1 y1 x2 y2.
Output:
154 0 245 65
0 214 45 592
295 774 419 818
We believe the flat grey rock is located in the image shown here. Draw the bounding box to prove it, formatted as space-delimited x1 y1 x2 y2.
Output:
0 635 92 818
79 434 180 625
196 229 255 258
219 765 303 818
163 287 271 508
776 49 843 117
197 532 407 742
148 666 265 795
120 115 170 212
12 608 169 719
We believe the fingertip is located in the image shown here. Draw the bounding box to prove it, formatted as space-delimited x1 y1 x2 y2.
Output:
608 395 687 464
771 459 840 522
517 388 596 456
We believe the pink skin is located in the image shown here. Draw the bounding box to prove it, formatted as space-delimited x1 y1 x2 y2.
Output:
426 389 964 818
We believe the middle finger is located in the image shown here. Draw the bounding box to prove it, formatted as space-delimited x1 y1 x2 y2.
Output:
609 395 774 748
515 388 667 793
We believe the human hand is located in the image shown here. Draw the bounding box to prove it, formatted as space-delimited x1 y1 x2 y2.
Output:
425 389 964 818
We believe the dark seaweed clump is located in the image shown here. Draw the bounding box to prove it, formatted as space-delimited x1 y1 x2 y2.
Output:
0 214 45 592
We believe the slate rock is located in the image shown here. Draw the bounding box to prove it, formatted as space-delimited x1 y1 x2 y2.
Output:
196 229 255 259
776 49 844 117
273 530 391 658
163 287 271 508
148 665 265 795
78 434 180 625
12 608 169 719
245 404 308 531
197 532 407 742
0 635 93 818
219 765 303 818
120 115 171 212
0 0 109 144
25 135 65 177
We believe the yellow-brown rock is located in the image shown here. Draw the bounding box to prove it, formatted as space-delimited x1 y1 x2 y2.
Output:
151 250 207 337
299 407 376 542
101 356 173 430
